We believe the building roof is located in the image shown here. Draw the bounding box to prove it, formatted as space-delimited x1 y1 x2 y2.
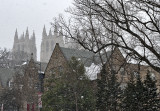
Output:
60 46 111 67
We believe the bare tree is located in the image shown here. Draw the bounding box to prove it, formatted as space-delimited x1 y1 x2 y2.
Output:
56 0 160 73
0 72 24 111
0 48 11 68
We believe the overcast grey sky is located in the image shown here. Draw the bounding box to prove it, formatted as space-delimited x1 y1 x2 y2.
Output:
0 0 73 60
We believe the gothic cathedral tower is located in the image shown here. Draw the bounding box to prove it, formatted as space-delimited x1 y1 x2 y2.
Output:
40 25 65 63
12 28 37 61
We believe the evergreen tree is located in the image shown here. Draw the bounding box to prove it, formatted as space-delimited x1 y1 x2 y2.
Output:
96 65 121 111
135 74 146 110
121 73 137 111
96 65 107 110
143 70 160 111
122 72 146 111
42 57 96 111
106 70 121 111
122 71 160 111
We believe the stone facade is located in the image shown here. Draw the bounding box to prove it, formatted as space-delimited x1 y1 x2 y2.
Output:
44 43 69 79
12 28 37 61
103 47 160 91
119 63 160 90
45 44 160 92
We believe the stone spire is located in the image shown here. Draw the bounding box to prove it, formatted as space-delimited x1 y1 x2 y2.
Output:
43 25 47 38
25 27 29 40
14 29 18 42
54 25 58 37
49 28 52 37
32 31 36 41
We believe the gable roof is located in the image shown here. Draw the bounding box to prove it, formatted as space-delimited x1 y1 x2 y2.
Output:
60 47 94 66
59 46 111 67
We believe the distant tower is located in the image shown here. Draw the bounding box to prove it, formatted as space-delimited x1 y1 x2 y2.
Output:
30 31 37 60
13 29 19 51
40 25 81 63
40 25 65 63
12 28 37 61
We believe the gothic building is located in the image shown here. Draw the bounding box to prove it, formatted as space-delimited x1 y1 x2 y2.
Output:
40 25 81 63
12 26 79 63
12 28 37 61
40 25 65 63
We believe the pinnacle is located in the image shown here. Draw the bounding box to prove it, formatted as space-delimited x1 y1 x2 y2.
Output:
49 28 52 36
14 28 18 41
43 25 47 36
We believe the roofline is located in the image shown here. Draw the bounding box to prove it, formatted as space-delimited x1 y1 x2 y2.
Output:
44 43 69 74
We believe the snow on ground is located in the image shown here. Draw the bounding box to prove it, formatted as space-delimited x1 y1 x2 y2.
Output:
85 63 102 80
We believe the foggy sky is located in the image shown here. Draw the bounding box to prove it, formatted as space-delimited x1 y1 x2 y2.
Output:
0 0 73 60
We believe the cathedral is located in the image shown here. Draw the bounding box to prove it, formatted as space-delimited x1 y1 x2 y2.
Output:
40 25 65 62
40 25 80 63
12 25 79 63
12 28 37 61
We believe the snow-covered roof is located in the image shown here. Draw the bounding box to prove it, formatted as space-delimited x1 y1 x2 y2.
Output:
85 63 101 80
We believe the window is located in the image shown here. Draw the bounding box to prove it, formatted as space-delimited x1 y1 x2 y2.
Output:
120 67 125 75
111 66 117 74
58 66 63 72
133 71 139 78
51 41 54 50
120 83 127 90
150 72 156 81
50 67 58 78
58 66 63 77
50 68 55 74
9 81 14 88
46 41 49 52
28 78 33 88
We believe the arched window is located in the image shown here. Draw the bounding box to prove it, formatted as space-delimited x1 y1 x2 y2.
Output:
51 41 54 50
18 44 20 51
46 41 49 52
